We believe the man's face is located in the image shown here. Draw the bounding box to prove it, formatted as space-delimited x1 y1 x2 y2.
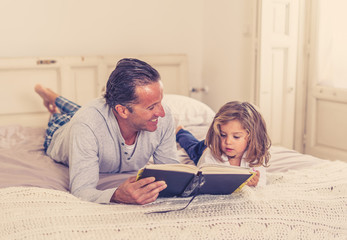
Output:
126 81 165 132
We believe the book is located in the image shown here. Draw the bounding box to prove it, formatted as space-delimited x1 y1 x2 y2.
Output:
136 163 255 197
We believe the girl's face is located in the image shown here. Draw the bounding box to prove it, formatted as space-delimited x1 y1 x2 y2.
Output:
219 120 248 161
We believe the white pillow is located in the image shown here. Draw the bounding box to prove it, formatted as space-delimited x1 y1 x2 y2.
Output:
162 94 215 127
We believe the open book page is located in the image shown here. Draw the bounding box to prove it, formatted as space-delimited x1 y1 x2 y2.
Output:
198 163 253 174
136 164 198 181
139 164 198 174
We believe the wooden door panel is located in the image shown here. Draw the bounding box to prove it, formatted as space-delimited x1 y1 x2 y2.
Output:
258 0 299 148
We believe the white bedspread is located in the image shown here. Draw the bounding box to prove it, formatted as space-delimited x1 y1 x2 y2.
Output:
1 160 346 240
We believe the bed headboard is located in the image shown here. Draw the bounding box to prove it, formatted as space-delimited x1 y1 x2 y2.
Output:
0 55 188 127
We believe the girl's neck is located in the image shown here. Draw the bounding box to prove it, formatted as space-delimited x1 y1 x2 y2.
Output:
228 156 241 166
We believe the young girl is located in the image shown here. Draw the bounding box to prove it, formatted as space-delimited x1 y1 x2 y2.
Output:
176 101 271 187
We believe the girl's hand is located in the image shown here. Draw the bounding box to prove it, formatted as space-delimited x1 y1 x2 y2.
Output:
247 170 260 187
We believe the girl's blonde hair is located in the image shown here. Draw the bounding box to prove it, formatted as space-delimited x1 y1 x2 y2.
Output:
205 101 271 167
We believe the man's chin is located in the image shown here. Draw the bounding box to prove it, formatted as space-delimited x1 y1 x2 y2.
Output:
146 125 158 132
146 121 159 132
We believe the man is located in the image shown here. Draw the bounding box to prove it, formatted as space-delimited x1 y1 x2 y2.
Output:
35 58 179 204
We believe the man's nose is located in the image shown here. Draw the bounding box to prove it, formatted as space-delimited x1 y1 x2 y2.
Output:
155 103 165 118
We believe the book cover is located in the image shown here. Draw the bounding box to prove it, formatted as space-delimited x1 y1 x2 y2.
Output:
136 164 255 197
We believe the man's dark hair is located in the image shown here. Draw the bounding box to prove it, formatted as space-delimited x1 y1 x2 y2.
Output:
104 58 160 111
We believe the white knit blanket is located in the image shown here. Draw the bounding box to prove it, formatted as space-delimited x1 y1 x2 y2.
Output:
1 161 347 240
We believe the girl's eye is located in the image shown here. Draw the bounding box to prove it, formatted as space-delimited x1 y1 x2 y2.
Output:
220 134 226 138
234 136 240 139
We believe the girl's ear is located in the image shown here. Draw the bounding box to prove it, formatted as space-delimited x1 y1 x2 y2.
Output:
245 132 251 145
114 104 130 118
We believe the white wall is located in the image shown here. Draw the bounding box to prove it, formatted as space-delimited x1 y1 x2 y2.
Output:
202 0 255 111
0 0 204 95
0 0 253 110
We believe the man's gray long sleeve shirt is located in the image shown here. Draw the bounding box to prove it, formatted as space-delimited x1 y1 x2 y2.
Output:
46 98 179 203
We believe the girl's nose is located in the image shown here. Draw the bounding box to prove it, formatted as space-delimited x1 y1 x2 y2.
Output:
225 136 233 145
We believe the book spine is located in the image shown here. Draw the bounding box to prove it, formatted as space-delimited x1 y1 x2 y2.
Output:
181 171 205 197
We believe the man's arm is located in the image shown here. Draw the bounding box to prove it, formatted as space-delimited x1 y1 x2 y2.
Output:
69 123 168 204
68 123 118 203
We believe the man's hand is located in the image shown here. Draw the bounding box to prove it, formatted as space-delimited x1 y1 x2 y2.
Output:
246 170 260 187
111 176 167 205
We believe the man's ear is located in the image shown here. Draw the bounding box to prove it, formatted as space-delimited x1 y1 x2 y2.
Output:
114 104 130 118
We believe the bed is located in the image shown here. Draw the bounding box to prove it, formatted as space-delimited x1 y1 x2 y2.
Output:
1 56 347 239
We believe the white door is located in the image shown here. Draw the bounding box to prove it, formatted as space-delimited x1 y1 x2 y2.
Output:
257 0 299 148
304 0 347 161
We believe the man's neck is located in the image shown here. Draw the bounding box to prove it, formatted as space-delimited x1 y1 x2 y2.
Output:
113 110 138 145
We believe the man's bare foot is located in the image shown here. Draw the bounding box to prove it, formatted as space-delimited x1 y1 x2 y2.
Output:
176 125 184 134
34 84 60 114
